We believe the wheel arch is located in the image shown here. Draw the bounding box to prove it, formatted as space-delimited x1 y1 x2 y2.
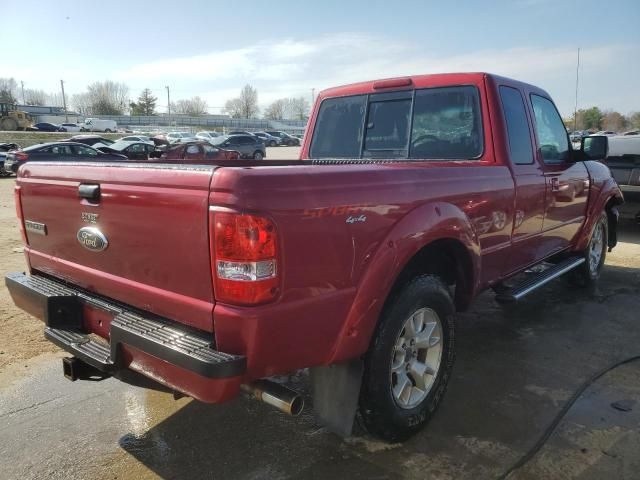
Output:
327 201 480 364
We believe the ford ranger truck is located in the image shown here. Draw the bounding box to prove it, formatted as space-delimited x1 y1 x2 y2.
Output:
6 73 623 442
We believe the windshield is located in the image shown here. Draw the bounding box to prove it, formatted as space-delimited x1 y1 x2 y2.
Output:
211 136 228 146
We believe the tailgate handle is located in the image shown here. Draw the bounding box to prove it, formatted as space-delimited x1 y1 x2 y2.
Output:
79 184 100 201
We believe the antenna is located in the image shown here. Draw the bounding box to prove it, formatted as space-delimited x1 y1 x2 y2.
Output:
573 48 580 132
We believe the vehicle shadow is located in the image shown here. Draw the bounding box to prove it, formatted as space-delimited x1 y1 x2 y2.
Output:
119 263 640 480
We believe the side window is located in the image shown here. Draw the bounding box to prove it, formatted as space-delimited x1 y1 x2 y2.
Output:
185 145 200 155
364 97 411 157
73 145 97 156
499 86 534 165
530 94 569 163
310 95 366 158
128 144 145 153
410 86 483 159
239 136 253 145
50 145 73 155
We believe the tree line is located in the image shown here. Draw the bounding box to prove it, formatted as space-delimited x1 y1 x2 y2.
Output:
1 77 311 121
563 107 640 132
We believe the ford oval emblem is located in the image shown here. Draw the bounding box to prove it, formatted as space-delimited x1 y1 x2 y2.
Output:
77 227 108 252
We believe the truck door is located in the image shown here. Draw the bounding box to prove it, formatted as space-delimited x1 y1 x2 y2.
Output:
499 86 547 272
529 94 589 252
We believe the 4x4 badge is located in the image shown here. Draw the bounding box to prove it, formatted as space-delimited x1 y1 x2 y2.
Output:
81 212 99 224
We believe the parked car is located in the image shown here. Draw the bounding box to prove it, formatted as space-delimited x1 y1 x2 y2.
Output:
266 130 300 146
569 130 590 142
27 122 64 132
166 132 199 143
118 135 154 144
212 134 266 159
196 131 222 142
5 72 623 443
80 118 118 133
623 130 640 136
0 142 20 176
585 134 640 222
253 131 281 147
3 142 127 173
227 130 256 136
591 130 618 137
97 140 157 161
60 123 82 132
65 135 115 147
151 134 171 147
159 141 240 163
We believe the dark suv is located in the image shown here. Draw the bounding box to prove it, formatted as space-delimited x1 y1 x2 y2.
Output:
266 131 300 146
213 135 266 160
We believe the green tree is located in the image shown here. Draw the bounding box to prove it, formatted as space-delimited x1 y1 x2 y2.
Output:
581 107 603 130
628 111 640 130
132 88 157 115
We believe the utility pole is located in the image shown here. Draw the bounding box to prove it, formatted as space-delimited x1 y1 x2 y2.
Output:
20 81 25 105
166 86 171 126
573 48 580 132
60 79 68 122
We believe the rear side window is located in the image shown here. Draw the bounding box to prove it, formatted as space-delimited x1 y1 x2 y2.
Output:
530 94 570 163
499 86 533 165
310 95 367 158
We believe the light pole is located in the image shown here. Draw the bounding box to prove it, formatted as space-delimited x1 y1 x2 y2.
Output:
20 81 25 104
60 79 68 122
166 86 171 126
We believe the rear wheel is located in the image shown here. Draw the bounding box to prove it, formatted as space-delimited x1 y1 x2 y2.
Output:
359 275 456 442
105 129 112 133
253 151 264 160
269 140 277 147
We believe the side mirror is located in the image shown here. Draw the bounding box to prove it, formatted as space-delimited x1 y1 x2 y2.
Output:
581 136 608 161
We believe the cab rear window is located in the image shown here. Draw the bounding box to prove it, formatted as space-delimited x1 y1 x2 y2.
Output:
310 86 483 160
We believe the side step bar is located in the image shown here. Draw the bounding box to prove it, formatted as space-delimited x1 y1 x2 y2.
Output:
495 257 585 304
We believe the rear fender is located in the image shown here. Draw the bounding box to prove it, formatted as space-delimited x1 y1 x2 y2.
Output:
327 201 480 364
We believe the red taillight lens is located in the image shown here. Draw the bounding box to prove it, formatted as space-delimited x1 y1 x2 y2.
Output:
15 152 29 161
211 211 279 305
14 185 28 244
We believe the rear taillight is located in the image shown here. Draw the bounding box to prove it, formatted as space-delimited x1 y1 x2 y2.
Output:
15 152 29 161
14 185 27 244
210 211 279 305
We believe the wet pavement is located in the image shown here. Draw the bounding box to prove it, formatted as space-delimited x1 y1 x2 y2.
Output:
1 222 639 480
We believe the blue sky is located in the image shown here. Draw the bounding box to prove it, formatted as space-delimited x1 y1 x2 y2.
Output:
2 0 639 116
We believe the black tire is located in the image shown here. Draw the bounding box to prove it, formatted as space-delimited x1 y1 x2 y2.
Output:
105 129 112 133
570 212 608 287
359 275 456 442
253 150 264 160
269 140 277 147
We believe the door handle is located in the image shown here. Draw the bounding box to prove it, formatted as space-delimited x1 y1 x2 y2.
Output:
79 184 100 201
550 177 560 192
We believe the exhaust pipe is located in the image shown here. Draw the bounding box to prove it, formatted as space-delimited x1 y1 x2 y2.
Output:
241 379 304 416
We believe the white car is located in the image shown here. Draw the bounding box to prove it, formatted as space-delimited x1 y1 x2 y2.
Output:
196 131 221 142
166 132 198 143
119 135 154 145
60 123 82 133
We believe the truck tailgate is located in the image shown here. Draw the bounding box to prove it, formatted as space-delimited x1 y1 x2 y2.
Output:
17 162 216 332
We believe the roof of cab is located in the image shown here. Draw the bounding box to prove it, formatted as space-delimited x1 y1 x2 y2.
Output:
318 72 550 100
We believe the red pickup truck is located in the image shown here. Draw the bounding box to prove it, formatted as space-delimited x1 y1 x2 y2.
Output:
6 73 623 442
